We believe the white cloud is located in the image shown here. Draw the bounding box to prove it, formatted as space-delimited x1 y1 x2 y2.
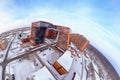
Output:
0 0 15 32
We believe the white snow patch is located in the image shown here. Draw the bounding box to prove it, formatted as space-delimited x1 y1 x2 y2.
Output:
12 60 35 80
32 67 55 80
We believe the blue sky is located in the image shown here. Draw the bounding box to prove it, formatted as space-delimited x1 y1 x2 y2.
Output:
0 0 120 75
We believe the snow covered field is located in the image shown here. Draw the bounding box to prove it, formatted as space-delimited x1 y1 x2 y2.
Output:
0 35 14 62
6 59 42 80
0 66 2 80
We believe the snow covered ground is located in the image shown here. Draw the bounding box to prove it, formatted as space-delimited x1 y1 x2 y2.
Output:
38 48 55 59
0 50 6 62
0 35 14 62
7 33 31 59
32 67 55 80
6 58 43 80
0 66 2 80
14 60 35 80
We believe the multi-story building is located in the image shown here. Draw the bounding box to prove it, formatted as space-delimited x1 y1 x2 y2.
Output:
0 38 8 50
56 25 71 51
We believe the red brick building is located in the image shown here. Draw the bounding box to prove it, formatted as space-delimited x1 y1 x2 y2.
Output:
0 38 8 50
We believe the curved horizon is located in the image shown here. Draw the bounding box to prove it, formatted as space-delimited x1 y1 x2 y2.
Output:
0 0 120 76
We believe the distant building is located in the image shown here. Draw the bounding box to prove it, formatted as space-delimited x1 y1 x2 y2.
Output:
71 33 89 51
0 38 8 50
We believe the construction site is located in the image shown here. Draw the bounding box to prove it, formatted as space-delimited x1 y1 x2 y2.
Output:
0 21 119 80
